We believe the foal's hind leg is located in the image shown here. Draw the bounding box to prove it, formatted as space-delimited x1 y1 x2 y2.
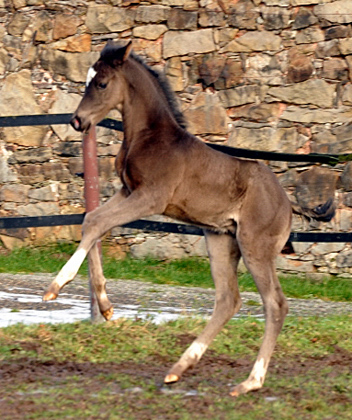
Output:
230 236 288 396
165 231 242 383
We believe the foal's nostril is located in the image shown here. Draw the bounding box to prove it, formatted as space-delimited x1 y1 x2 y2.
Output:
70 116 82 132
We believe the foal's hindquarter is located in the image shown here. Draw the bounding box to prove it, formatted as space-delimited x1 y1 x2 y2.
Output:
43 43 292 396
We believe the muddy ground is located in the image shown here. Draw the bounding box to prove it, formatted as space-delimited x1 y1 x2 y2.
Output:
1 273 352 419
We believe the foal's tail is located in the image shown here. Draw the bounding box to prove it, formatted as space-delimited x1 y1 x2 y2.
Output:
291 197 335 222
282 197 335 255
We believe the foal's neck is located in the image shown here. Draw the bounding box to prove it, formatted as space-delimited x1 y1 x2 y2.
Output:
121 59 180 140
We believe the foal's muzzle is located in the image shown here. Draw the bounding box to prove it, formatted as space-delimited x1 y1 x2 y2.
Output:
70 115 91 133
70 115 83 132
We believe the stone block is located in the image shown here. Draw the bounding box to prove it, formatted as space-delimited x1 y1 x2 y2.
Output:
184 92 228 135
0 234 27 250
340 162 352 192
40 47 99 83
325 25 350 40
281 106 352 124
262 6 290 30
167 8 197 30
132 39 162 62
228 102 282 123
42 162 71 182
268 79 336 108
336 250 352 268
286 49 313 83
222 31 281 52
339 38 352 55
322 58 348 81
198 55 226 87
342 84 352 105
343 192 352 207
228 125 280 151
53 14 81 40
132 24 168 40
17 202 60 217
214 60 244 89
28 185 58 202
296 27 324 44
199 11 226 27
136 5 170 23
165 57 184 91
51 34 92 53
18 164 45 184
163 29 216 58
228 0 258 30
292 8 318 30
0 145 17 183
314 0 352 24
68 157 83 176
0 184 30 203
316 40 340 58
54 142 82 157
0 70 48 146
7 12 30 36
86 5 136 33
10 148 52 164
33 11 53 43
295 166 338 209
311 242 345 256
219 85 261 108
276 255 314 273
244 54 283 85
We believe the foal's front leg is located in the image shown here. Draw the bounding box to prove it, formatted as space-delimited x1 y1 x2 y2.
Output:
43 189 160 305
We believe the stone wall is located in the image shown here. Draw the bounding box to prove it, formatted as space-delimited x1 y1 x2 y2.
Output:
0 0 352 278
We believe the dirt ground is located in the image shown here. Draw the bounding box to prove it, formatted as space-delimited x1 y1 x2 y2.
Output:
1 342 352 420
1 273 352 419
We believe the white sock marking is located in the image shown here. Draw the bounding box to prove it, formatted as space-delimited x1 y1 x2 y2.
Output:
55 248 88 288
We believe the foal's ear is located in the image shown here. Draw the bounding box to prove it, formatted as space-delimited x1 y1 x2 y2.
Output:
113 41 133 67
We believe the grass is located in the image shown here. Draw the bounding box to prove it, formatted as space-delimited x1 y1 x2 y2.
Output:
0 316 351 419
0 242 351 302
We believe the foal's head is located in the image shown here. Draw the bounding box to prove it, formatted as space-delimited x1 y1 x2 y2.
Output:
71 41 132 132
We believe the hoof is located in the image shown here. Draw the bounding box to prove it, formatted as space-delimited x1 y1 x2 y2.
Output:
229 388 240 397
164 373 179 384
102 306 114 321
230 380 261 397
42 291 58 301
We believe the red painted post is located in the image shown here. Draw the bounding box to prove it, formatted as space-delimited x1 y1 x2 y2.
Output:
83 126 105 323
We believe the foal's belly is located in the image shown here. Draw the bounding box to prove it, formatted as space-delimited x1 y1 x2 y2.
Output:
163 204 236 234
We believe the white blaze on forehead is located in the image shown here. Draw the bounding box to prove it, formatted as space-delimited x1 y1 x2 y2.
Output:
86 66 97 87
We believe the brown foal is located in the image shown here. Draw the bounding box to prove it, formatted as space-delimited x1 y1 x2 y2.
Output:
43 41 334 396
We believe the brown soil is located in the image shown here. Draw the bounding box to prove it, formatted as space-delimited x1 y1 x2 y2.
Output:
1 273 352 420
1 346 351 420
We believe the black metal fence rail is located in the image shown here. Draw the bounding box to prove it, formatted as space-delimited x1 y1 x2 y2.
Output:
0 113 350 243
0 214 351 242
1 114 350 165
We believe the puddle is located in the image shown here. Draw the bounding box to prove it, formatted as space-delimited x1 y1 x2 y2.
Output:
0 289 199 327
0 287 265 328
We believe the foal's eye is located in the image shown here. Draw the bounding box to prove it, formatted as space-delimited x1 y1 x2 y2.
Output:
98 82 107 90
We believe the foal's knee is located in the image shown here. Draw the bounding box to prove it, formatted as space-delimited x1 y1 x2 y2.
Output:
215 292 242 322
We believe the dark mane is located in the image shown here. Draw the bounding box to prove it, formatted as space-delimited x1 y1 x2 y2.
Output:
130 53 187 129
100 43 186 129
